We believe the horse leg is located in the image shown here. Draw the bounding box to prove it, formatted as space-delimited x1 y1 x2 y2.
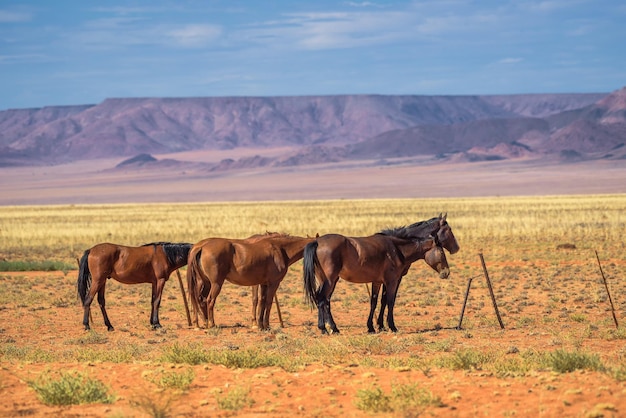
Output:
377 285 388 332
205 282 222 328
82 292 94 330
251 285 259 328
367 283 381 333
97 282 114 331
257 284 269 330
150 278 167 329
315 280 332 334
261 282 280 331
385 280 401 333
322 279 340 334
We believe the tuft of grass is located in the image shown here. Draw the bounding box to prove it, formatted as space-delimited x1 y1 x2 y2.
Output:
146 368 195 392
206 348 281 369
0 260 75 272
160 342 209 365
28 370 114 406
355 383 442 413
216 386 255 411
435 348 493 371
541 349 605 373
131 394 175 418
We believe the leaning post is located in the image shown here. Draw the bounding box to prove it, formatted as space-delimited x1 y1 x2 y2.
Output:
176 269 192 326
595 250 619 329
479 253 505 329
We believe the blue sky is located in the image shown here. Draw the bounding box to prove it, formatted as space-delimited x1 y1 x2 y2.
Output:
1 0 625 110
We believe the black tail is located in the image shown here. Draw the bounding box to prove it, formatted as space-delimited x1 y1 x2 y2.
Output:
303 240 320 307
77 249 91 304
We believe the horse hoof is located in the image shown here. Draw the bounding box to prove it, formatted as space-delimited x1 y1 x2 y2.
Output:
152 324 162 330
107 326 115 332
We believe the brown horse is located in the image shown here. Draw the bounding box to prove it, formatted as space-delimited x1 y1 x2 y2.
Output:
187 233 315 330
77 242 192 331
303 214 459 334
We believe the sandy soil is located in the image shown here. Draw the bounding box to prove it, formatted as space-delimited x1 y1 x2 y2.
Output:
1 255 626 417
1 154 625 205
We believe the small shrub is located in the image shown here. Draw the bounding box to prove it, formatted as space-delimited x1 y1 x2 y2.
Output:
206 348 280 369
28 370 114 406
216 386 255 411
147 368 195 392
161 342 209 365
355 384 442 413
355 386 392 413
437 349 492 371
542 349 605 373
131 394 174 418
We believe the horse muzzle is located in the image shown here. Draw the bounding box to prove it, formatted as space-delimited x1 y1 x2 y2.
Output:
439 267 450 279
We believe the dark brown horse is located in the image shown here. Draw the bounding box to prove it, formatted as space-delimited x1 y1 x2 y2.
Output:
77 242 192 331
303 214 459 334
187 233 315 330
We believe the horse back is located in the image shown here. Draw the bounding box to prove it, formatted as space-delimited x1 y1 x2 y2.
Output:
316 234 403 283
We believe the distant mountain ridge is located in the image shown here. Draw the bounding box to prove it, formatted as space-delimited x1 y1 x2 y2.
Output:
1 90 624 168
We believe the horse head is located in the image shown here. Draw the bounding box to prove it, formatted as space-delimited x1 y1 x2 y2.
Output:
433 213 460 255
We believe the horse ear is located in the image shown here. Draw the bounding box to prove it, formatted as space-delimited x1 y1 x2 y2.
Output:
443 213 447 221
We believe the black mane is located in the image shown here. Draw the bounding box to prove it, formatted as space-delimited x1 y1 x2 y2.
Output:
378 217 439 239
143 242 192 266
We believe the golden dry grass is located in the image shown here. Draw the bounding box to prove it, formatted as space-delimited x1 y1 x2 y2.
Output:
0 195 624 266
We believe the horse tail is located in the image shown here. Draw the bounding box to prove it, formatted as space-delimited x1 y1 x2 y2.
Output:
77 249 92 304
186 247 203 320
303 240 320 308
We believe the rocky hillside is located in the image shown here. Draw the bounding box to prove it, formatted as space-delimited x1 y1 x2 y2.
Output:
1 90 622 167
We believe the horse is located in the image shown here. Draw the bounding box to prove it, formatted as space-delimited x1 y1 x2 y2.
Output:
77 242 192 331
303 214 459 334
187 232 315 330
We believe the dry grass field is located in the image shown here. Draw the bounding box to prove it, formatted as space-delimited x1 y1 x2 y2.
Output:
1 196 626 417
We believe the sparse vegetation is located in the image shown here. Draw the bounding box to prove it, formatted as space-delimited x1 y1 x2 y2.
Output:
1 196 626 416
216 386 255 411
28 370 114 406
355 383 442 413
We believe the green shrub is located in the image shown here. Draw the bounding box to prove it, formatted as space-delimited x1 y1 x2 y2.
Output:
216 386 255 411
147 368 195 391
355 383 442 413
130 394 174 418
206 348 281 369
542 349 605 373
28 370 114 405
161 342 209 365
355 386 392 413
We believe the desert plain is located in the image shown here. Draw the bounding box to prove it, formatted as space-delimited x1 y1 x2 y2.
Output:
1 156 626 417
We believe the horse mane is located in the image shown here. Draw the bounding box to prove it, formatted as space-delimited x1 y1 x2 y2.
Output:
142 242 192 265
377 217 439 239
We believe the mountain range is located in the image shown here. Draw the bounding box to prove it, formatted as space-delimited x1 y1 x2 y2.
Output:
1 88 625 169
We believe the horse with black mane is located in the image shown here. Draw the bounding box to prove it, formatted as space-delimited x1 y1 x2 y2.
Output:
77 242 192 331
303 214 459 334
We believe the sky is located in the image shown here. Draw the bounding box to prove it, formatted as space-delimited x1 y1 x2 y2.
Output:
1 0 625 110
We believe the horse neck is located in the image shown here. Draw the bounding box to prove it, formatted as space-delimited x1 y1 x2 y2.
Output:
276 237 313 264
397 237 437 264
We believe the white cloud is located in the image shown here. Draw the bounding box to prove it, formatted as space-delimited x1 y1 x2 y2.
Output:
166 24 222 48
